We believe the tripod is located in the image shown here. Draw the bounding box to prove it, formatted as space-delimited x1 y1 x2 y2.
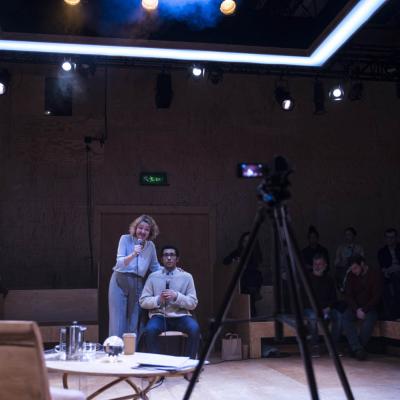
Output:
183 157 354 400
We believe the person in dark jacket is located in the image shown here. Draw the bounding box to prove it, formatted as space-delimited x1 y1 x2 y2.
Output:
303 253 341 357
377 228 400 320
342 255 383 360
301 226 330 270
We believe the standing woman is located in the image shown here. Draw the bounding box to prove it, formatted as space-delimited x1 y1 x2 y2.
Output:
109 215 160 338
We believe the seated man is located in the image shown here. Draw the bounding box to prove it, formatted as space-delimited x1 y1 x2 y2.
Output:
139 245 200 359
342 255 383 361
303 253 342 357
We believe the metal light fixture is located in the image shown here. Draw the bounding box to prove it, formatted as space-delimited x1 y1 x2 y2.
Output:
208 66 223 85
275 86 295 111
329 84 345 101
313 80 326 114
191 65 205 79
61 59 76 72
0 69 10 95
348 82 364 101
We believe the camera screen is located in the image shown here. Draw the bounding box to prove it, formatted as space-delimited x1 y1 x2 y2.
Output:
237 163 264 178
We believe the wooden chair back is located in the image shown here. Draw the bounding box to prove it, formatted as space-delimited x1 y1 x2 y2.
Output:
0 320 51 400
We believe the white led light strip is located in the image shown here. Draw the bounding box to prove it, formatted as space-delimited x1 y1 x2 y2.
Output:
0 0 387 67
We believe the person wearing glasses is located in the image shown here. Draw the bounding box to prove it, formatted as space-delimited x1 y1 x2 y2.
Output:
108 215 160 338
139 245 200 360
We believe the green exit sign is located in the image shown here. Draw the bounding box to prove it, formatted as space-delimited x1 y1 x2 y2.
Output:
140 172 168 186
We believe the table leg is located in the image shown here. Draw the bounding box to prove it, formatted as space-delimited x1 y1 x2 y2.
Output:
62 373 69 389
61 373 161 400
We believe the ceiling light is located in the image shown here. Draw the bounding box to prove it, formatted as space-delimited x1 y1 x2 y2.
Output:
220 0 237 16
275 87 295 111
313 80 326 114
64 0 81 5
0 0 387 67
0 69 10 95
329 84 345 101
142 0 158 11
191 66 205 78
61 60 76 72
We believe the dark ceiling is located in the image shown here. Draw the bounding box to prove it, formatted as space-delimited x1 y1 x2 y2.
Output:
0 0 379 49
0 0 399 80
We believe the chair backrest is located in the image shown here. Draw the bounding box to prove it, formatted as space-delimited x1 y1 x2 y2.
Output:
0 320 51 400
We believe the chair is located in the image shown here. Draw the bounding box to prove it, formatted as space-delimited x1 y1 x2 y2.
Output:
159 330 189 356
0 320 85 400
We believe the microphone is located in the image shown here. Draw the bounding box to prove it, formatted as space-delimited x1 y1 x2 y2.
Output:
165 280 170 290
137 239 144 254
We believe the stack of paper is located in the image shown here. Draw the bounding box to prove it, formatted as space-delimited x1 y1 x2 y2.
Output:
133 353 198 370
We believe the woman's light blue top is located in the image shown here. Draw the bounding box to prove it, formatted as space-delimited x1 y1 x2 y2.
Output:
113 234 160 276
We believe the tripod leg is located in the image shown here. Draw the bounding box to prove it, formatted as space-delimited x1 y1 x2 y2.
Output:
274 208 320 400
182 206 267 400
282 209 355 400
271 210 284 341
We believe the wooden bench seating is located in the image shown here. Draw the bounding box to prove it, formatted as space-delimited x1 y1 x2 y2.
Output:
229 290 400 359
3 289 98 344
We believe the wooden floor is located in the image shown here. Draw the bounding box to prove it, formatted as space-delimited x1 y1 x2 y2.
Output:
48 352 400 400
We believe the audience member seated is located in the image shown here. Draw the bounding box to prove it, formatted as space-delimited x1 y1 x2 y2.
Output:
342 255 382 361
139 245 200 360
303 254 342 357
223 232 263 316
301 226 330 270
378 228 400 320
334 227 364 291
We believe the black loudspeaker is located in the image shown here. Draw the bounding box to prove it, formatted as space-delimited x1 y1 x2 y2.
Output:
155 73 173 109
45 77 73 116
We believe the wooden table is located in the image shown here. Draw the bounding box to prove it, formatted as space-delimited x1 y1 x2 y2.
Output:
46 352 196 400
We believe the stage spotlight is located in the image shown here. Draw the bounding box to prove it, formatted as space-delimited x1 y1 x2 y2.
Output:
0 69 10 96
64 0 81 5
191 65 205 78
61 59 76 72
155 72 173 109
275 86 295 111
313 80 326 114
142 0 158 11
220 0 237 16
329 84 344 101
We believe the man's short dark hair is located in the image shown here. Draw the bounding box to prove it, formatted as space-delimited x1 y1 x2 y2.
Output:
312 253 327 263
348 254 365 267
161 245 180 257
385 228 398 237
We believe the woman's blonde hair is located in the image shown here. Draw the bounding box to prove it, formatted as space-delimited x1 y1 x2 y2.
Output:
129 214 160 241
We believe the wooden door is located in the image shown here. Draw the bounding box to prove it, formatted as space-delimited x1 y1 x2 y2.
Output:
96 206 216 341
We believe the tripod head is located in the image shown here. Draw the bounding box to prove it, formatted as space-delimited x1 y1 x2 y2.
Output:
257 156 292 206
